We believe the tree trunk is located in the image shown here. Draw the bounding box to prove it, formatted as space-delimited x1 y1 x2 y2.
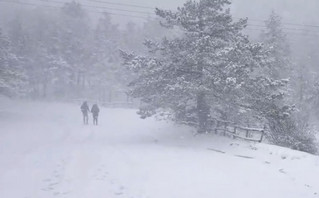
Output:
108 90 113 103
197 92 210 133
196 8 210 133
42 81 47 98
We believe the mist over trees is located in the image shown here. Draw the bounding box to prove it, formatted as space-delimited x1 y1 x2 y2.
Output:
0 1 163 102
121 0 318 153
0 0 319 153
0 29 26 96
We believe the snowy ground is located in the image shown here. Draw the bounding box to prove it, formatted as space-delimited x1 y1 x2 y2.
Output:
0 98 319 198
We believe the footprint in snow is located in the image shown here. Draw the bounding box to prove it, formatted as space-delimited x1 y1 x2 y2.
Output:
234 154 254 159
92 166 109 181
114 186 126 196
279 168 286 174
290 156 301 160
52 191 70 197
249 145 258 150
41 187 54 191
48 182 60 187
53 192 60 196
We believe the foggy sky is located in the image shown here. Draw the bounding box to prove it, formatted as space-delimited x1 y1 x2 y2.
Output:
1 0 318 27
106 0 319 27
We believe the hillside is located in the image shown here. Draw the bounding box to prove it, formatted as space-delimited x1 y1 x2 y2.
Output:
0 99 318 198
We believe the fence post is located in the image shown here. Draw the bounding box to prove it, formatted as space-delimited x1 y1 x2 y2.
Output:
224 122 227 136
233 127 237 139
245 129 249 138
215 120 219 134
259 126 266 143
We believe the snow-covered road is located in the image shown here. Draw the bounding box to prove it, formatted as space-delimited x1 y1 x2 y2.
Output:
0 99 318 198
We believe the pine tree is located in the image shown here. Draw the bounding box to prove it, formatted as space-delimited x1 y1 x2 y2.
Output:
0 29 25 96
261 11 290 80
56 1 91 98
89 12 126 102
122 0 270 133
259 12 317 154
5 9 74 99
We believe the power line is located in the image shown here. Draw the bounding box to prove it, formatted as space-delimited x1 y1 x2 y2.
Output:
245 28 319 37
100 12 150 19
88 1 319 29
38 0 156 15
0 0 153 19
87 0 319 30
77 3 155 15
0 0 61 9
247 24 319 34
34 1 319 31
2 0 319 37
243 17 319 29
88 0 155 10
3 0 319 29
42 0 319 29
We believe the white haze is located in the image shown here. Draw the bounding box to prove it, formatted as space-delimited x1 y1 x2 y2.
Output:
1 1 319 197
1 0 319 26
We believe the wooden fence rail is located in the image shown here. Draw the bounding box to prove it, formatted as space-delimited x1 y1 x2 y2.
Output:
212 118 265 143
180 118 265 143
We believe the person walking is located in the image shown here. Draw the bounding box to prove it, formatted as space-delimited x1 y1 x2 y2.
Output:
81 101 90 125
91 104 100 125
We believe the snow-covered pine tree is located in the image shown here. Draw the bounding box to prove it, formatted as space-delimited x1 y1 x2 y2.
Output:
121 0 269 133
56 1 91 98
89 12 127 103
5 9 74 99
261 11 290 80
0 29 25 96
258 12 317 154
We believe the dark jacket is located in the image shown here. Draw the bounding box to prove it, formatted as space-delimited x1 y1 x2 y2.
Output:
91 104 100 116
81 102 90 113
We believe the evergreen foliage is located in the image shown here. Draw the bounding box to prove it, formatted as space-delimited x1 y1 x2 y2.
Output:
0 29 25 96
122 0 284 133
259 12 317 154
0 0 317 153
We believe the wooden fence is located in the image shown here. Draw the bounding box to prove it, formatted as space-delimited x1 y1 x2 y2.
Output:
182 118 266 143
212 118 265 143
